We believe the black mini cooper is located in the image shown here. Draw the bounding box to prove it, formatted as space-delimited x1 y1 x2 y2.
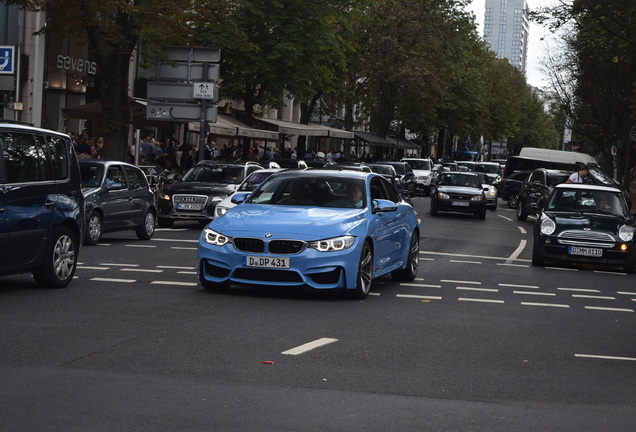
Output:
532 184 636 273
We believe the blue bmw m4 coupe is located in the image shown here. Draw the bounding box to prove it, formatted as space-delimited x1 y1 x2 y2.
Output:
197 169 420 298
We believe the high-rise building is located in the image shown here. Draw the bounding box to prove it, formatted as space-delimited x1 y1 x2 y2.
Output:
482 0 529 74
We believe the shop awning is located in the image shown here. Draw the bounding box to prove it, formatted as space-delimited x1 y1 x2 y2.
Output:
353 131 395 148
390 136 422 151
258 118 354 139
189 114 280 140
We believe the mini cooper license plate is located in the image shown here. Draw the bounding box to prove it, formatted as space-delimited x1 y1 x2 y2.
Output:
243 256 290 269
451 201 469 206
568 246 603 257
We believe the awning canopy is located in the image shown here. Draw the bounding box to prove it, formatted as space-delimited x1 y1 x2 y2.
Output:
189 114 280 140
354 131 395 148
390 136 422 151
258 118 354 139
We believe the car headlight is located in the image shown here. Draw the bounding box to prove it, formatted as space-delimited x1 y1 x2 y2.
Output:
158 193 171 200
215 206 228 217
308 235 355 252
471 195 484 201
437 192 449 199
202 228 232 246
487 186 497 197
619 225 634 242
211 196 224 202
540 217 556 235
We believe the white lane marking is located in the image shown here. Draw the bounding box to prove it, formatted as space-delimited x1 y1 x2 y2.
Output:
575 354 636 361
584 306 634 313
157 265 196 270
450 260 482 264
500 283 539 289
419 251 530 263
100 263 139 267
545 267 578 271
593 270 627 275
506 239 527 264
282 338 338 355
497 263 529 267
572 295 616 300
178 271 198 275
77 266 110 270
125 244 156 248
517 226 527 234
150 281 198 286
151 238 199 243
617 291 636 296
399 283 441 288
90 278 136 283
442 280 481 285
420 258 435 261
521 302 570 308
498 215 513 222
396 294 442 300
458 298 504 304
456 287 499 292
368 292 381 296
171 247 198 251
558 288 600 293
97 243 111 246
514 291 556 296
121 268 164 273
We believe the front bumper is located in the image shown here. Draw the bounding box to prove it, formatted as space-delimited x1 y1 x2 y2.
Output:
432 198 486 213
157 198 217 221
535 236 636 269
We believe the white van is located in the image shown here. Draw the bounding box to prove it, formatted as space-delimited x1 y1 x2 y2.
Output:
518 148 598 166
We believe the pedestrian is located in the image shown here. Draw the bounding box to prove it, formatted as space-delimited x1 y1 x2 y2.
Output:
566 165 590 183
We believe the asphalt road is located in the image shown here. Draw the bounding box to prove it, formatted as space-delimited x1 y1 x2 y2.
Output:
1 196 635 431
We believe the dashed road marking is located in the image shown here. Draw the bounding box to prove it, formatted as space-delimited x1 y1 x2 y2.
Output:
157 265 196 270
498 215 513 222
500 283 539 289
101 263 138 267
575 354 636 361
90 278 136 283
517 226 527 234
572 294 616 300
78 266 110 270
450 260 482 264
399 283 441 288
150 281 198 286
514 291 556 296
282 338 338 355
521 302 570 308
121 268 164 273
458 298 504 304
456 287 498 292
442 280 481 285
125 244 156 248
397 294 442 300
558 288 600 293
584 306 633 313
546 267 578 271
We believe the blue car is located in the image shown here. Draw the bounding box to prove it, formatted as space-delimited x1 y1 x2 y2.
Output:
197 170 420 298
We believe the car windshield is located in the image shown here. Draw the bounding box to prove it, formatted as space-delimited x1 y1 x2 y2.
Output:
181 165 244 184
369 165 394 176
474 164 500 174
79 163 104 188
547 189 627 215
238 171 275 192
437 173 480 188
405 160 431 170
247 175 367 209
382 163 404 175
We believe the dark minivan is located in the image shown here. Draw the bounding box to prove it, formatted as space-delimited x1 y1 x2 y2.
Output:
0 122 84 288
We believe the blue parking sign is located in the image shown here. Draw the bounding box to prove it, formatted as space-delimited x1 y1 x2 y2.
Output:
0 46 15 75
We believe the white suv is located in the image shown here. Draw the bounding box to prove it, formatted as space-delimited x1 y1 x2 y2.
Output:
401 158 435 195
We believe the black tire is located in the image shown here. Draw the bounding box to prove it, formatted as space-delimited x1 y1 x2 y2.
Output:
479 208 486 220
430 201 438 216
516 200 528 221
351 241 373 299
33 226 78 289
158 218 174 229
532 242 544 266
391 231 419 281
508 193 519 209
85 211 102 245
136 209 156 240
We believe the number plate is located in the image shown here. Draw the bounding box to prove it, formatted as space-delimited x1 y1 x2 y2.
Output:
243 256 290 269
176 203 203 210
451 201 469 206
568 246 603 257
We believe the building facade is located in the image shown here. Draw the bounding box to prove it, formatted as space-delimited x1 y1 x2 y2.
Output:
482 0 529 74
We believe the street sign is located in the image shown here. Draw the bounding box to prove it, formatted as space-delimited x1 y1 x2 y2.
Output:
163 46 221 63
0 46 15 75
148 81 194 101
146 102 217 122
10 101 23 111
155 62 220 82
193 82 217 100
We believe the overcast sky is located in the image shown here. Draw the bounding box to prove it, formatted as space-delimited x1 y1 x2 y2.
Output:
466 0 555 88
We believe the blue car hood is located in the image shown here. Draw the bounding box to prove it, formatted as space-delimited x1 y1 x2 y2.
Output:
210 204 367 240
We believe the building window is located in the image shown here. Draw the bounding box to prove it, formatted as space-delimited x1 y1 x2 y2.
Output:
486 8 494 13
513 32 522 38
485 24 493 29
514 16 523 22
512 40 522 46
485 15 493 21
514 9 524 14
500 16 507 21
513 24 523 30
484 32 492 38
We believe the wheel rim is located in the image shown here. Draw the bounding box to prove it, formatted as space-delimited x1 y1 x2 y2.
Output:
358 244 373 295
144 212 155 235
53 234 76 281
516 203 523 217
408 235 419 275
509 194 518 208
88 214 101 241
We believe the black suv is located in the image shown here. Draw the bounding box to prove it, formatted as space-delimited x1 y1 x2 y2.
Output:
0 122 84 288
516 168 570 220
157 160 263 227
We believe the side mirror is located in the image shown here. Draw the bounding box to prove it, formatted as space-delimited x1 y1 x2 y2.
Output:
372 199 398 213
230 192 251 205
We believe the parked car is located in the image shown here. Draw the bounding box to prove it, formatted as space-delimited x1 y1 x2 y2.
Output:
472 162 502 185
376 161 416 197
430 172 487 219
79 160 156 245
401 157 435 195
367 163 401 192
214 168 281 218
498 170 531 208
157 160 263 228
197 170 420 298
532 184 636 273
0 121 84 288
475 172 498 210
516 168 571 221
